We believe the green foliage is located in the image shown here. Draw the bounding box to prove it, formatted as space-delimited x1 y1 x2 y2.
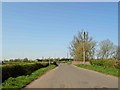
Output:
2 59 37 65
89 60 120 69
114 60 120 69
2 65 56 89
77 64 120 77
52 61 58 66
2 63 49 82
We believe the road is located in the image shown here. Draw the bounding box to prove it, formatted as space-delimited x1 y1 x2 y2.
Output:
25 63 118 88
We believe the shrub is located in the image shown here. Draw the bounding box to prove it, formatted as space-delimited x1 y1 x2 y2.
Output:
52 61 58 66
89 59 120 69
114 60 120 69
90 60 104 66
2 63 49 82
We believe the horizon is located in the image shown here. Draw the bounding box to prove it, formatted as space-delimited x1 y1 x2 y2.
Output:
2 2 118 60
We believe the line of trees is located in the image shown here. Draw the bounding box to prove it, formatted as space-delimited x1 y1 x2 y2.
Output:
69 31 118 61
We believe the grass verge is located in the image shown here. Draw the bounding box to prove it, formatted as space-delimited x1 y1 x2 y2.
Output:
2 64 56 90
76 64 120 77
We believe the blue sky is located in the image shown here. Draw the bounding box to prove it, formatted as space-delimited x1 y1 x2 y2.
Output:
2 2 118 59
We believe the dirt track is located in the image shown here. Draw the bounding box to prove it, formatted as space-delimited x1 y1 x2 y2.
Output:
25 63 118 88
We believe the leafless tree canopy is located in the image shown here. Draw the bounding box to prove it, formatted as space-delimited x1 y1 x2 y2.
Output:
97 39 117 59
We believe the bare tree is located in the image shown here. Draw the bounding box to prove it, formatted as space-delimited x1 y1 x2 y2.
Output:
97 39 114 59
112 45 120 60
69 31 96 62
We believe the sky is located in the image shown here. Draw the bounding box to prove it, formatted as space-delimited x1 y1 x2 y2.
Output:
1 0 119 2
0 3 2 61
2 2 118 60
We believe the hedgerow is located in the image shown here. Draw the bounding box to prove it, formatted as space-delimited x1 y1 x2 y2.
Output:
89 59 120 69
2 62 49 82
2 65 56 89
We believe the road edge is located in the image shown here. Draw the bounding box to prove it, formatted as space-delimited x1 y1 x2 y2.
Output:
71 64 119 79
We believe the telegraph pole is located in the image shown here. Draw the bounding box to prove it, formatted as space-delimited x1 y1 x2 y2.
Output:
83 32 86 64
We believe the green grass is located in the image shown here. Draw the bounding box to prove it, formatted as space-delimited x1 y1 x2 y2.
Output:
76 64 120 77
2 64 56 90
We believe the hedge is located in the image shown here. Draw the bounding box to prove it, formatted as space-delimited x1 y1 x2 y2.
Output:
2 63 49 82
89 60 120 69
114 60 120 69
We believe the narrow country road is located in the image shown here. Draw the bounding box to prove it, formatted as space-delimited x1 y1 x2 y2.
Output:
25 63 118 88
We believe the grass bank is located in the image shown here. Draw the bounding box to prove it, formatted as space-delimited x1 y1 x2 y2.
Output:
76 64 120 77
2 64 56 90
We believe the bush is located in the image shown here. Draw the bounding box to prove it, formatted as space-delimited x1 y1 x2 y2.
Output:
2 63 49 82
90 60 104 66
89 59 120 69
114 60 120 69
52 61 58 66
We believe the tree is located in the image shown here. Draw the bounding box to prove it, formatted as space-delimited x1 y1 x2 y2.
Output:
69 31 96 62
23 58 29 62
97 39 114 59
112 45 120 60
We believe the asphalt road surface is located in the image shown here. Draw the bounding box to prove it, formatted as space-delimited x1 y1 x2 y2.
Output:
25 63 118 88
